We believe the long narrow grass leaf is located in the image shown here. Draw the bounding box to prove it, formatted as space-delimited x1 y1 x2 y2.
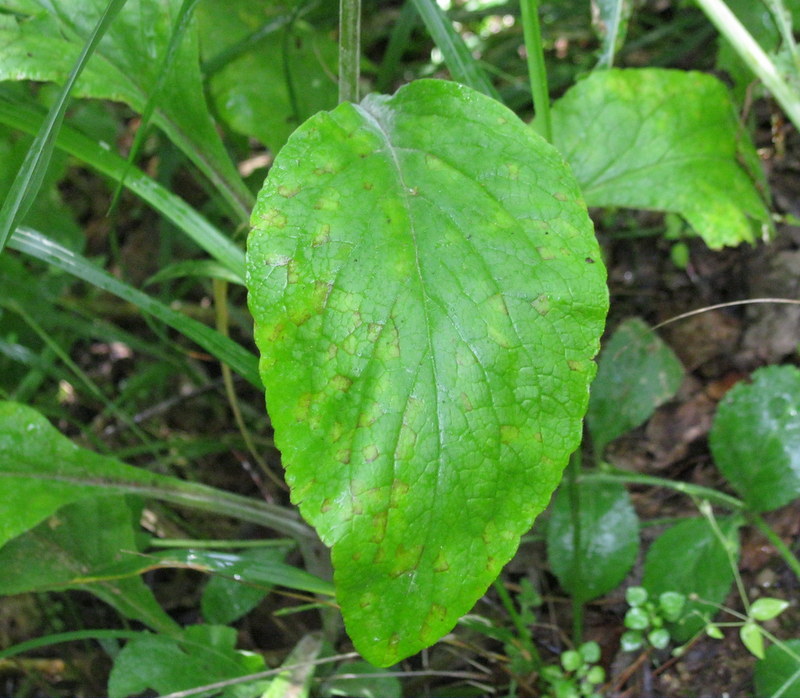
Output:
8 228 260 389
0 630 149 662
410 0 500 100
0 0 128 253
0 96 245 280
110 0 202 211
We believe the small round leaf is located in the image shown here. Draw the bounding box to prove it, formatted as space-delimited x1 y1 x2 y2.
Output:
626 586 648 607
620 630 644 652
579 641 601 664
648 628 671 650
658 591 686 622
561 650 583 673
625 607 650 630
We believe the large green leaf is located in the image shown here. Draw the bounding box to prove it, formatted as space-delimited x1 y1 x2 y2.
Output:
247 79 608 665
0 400 313 544
710 365 800 512
587 317 684 454
550 68 772 248
0 0 252 219
547 480 639 603
0 496 179 634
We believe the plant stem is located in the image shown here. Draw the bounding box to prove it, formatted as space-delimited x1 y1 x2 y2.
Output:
748 511 800 581
520 0 552 142
567 450 584 642
492 579 543 668
339 0 361 103
581 468 746 510
694 0 800 132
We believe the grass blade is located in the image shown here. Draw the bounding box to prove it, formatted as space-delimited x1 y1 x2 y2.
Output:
0 95 245 280
410 0 500 100
110 0 202 211
8 228 261 389
0 0 129 253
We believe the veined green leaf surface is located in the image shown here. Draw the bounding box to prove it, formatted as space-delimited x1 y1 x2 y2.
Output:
247 79 608 665
551 68 772 248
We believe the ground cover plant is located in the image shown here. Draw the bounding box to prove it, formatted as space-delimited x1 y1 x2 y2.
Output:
0 0 799 695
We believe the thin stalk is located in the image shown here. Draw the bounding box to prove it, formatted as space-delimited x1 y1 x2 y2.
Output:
581 468 746 510
520 0 551 142
149 538 293 549
492 579 543 668
698 501 750 615
566 450 583 642
748 511 800 581
695 0 800 132
339 0 361 103
213 278 287 492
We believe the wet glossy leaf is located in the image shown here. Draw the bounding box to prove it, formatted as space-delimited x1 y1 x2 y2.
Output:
551 68 772 248
710 365 800 512
0 496 177 633
247 79 608 665
547 480 639 603
643 517 740 642
108 625 267 698
755 639 800 698
587 317 684 454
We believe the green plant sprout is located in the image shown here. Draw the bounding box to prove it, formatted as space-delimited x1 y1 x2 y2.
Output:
620 586 687 653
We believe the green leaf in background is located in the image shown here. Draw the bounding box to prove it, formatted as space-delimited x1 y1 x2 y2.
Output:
642 516 740 642
710 365 800 512
592 0 634 69
0 0 252 219
197 0 338 156
754 639 800 698
550 68 773 248
0 400 312 543
546 480 639 603
247 79 608 665
108 625 268 698
586 317 684 454
0 496 179 634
